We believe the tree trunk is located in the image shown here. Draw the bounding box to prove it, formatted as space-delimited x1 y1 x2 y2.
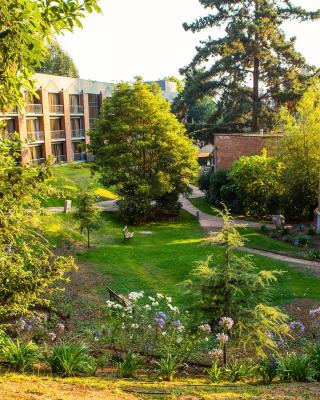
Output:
252 1 260 133
87 228 90 248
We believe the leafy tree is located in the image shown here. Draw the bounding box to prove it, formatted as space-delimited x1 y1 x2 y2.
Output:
183 207 288 355
228 150 284 217
75 191 101 248
0 135 75 326
278 80 320 220
36 39 79 78
181 1 320 132
0 0 101 110
89 78 199 224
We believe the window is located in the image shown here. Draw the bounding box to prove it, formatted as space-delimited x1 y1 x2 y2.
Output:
50 118 63 132
1 118 16 133
71 118 83 131
69 94 80 106
28 145 44 160
26 118 41 133
48 93 60 106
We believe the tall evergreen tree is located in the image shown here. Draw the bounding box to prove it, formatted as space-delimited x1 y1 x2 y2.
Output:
181 0 320 132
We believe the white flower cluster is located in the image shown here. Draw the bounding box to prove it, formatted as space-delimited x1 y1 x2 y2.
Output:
106 300 123 309
168 303 180 314
128 291 144 301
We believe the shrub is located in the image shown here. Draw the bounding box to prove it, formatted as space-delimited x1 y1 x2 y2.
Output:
0 338 40 372
256 356 279 384
278 353 315 382
206 360 223 383
308 249 320 261
308 343 320 380
223 359 254 382
156 353 181 381
117 351 140 378
47 343 98 377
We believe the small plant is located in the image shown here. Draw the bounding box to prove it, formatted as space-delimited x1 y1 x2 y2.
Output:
256 356 279 384
117 351 140 378
0 338 40 373
223 359 254 382
308 248 320 261
156 353 181 381
278 353 315 382
206 359 223 383
307 343 320 380
260 224 268 233
47 343 98 377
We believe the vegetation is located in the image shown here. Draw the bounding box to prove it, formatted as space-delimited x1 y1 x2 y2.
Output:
0 0 101 109
89 77 199 224
176 0 320 133
36 39 79 78
0 338 40 373
117 351 141 378
75 191 102 248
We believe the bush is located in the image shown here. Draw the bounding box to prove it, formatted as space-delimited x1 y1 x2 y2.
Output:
206 360 223 383
117 351 140 378
308 343 320 380
0 338 40 373
308 249 320 261
223 359 254 382
256 356 279 384
47 343 98 377
156 353 181 381
278 353 315 382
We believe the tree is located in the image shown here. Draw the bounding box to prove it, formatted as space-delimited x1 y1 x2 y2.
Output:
75 191 101 248
181 1 320 132
163 76 184 93
278 80 320 220
0 134 75 325
89 78 199 224
36 39 79 78
183 208 288 355
0 0 101 110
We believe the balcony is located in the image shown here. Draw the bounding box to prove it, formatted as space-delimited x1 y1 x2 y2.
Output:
26 104 43 114
0 107 18 116
49 104 64 114
51 130 66 141
74 152 87 162
54 154 66 163
27 131 45 143
29 158 45 165
71 129 85 139
70 104 84 114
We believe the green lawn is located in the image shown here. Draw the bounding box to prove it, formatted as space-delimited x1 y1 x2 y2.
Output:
42 163 116 207
40 210 320 307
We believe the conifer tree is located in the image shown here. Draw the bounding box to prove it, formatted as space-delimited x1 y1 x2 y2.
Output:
181 0 320 132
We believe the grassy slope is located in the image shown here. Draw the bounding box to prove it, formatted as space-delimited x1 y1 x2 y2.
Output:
42 163 117 207
41 211 320 307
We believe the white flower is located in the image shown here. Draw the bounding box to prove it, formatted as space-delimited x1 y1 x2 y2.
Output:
209 349 223 358
162 331 167 336
219 317 234 331
198 324 211 333
166 296 172 303
156 293 164 299
148 296 155 302
177 325 185 332
106 300 115 308
144 305 151 311
168 304 180 314
204 337 209 342
147 324 152 330
128 291 144 301
216 333 229 344
131 323 139 329
176 336 183 344
151 301 159 307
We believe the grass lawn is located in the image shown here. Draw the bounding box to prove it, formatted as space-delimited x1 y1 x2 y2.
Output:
42 163 117 207
1 374 320 399
40 210 320 307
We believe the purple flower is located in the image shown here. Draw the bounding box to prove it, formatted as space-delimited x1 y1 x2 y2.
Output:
172 320 182 328
289 321 305 335
310 307 320 317
216 333 229 344
157 311 168 321
56 323 65 333
155 317 166 329
48 332 57 342
198 324 211 333
269 357 279 368
219 317 234 331
209 348 223 358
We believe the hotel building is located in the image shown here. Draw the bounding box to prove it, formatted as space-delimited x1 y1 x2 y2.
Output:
0 74 178 165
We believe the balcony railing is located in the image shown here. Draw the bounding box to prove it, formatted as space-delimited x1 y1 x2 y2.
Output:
49 104 64 114
54 154 66 163
51 130 66 141
29 158 45 165
0 107 18 115
27 131 44 143
74 152 87 162
71 129 85 139
70 104 84 114
26 104 43 114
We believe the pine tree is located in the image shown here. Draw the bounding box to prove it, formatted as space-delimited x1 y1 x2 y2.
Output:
181 0 320 132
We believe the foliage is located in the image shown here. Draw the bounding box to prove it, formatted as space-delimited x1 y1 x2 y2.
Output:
36 39 79 77
74 191 102 247
228 150 284 217
206 359 223 383
117 351 141 378
278 81 320 221
223 359 254 382
179 0 320 132
0 136 75 326
89 77 199 224
156 353 181 381
98 291 210 363
256 356 279 384
47 343 98 377
0 0 101 110
183 207 289 355
278 353 316 382
0 338 40 372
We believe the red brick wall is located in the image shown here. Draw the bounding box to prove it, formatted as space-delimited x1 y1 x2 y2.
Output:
214 134 281 170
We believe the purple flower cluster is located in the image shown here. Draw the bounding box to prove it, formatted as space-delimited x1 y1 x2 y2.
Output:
18 315 45 332
209 348 223 358
219 317 234 331
216 332 229 344
268 357 279 369
289 321 305 335
172 320 182 328
198 324 211 333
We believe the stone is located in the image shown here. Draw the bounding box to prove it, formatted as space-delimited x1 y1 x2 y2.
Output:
272 214 285 229
64 200 72 213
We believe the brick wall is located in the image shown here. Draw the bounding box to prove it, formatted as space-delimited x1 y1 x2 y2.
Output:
214 134 281 170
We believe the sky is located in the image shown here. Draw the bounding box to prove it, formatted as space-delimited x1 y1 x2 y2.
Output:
58 0 320 83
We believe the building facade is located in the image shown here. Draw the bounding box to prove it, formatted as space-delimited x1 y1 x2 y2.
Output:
0 73 178 165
